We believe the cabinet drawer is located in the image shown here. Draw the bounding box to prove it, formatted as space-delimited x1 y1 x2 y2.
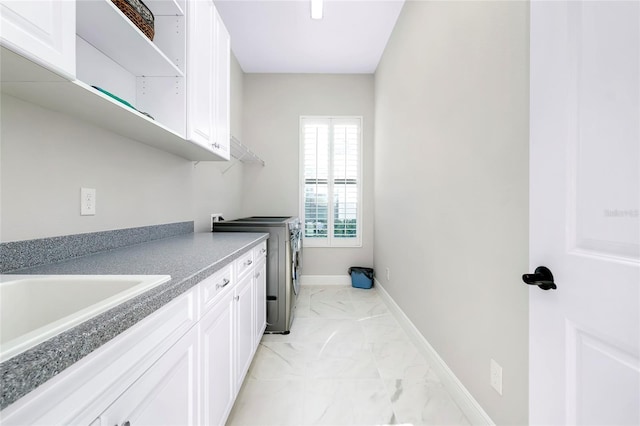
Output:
235 250 254 279
200 264 233 313
253 241 267 260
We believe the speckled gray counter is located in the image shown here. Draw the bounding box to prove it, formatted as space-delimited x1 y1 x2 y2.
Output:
0 231 268 411
0 221 194 273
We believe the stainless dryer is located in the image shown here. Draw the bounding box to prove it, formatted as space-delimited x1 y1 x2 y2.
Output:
214 216 301 334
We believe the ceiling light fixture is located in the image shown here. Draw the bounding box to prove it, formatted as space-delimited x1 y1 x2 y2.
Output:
311 0 323 20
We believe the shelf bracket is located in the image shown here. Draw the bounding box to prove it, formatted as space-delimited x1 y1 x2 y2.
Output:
221 150 248 174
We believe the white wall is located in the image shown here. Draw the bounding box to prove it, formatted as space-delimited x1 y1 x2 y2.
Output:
374 2 530 424
241 74 374 275
0 94 195 242
1 54 246 241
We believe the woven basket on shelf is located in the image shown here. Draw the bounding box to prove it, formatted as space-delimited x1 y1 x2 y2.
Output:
111 0 154 41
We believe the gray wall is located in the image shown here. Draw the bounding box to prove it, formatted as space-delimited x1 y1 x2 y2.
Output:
1 54 246 241
241 74 374 275
374 2 530 424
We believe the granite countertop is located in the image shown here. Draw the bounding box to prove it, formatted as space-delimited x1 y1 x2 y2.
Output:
0 231 268 411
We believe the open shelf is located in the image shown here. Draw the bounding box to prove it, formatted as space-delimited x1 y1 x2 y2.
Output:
1 79 225 161
1 0 229 163
146 0 184 16
76 0 183 77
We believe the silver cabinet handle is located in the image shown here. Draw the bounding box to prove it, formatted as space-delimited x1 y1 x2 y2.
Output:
216 278 230 289
260 248 266 254
254 272 260 278
245 259 253 266
234 295 240 301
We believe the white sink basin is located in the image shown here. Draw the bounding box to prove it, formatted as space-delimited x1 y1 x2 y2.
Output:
0 275 171 362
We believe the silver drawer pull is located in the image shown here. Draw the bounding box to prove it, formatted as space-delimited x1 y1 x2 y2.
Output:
216 278 230 289
245 259 253 266
254 272 261 278
260 248 266 254
234 295 240 301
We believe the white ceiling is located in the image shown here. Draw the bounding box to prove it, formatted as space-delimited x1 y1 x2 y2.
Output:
214 0 405 74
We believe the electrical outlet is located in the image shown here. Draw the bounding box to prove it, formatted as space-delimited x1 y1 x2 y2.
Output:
386 267 390 281
490 359 503 395
80 187 96 216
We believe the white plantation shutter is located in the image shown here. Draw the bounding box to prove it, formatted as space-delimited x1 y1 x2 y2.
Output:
300 117 362 247
332 120 359 240
303 120 330 239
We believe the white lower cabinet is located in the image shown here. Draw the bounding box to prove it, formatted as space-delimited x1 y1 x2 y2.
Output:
253 250 267 347
200 252 262 426
95 325 199 426
200 290 234 426
235 272 254 389
0 244 267 426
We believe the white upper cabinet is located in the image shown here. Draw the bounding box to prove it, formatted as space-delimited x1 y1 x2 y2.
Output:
186 0 214 149
186 0 230 160
0 0 232 162
212 6 230 160
0 0 76 80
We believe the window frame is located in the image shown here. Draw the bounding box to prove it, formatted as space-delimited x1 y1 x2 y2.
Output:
299 116 363 248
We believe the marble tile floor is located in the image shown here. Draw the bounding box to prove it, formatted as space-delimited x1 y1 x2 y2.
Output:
227 285 470 426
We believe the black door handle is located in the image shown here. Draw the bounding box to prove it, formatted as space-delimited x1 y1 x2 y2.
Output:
522 266 557 290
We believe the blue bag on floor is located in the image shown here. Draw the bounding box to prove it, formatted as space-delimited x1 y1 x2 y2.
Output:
348 267 374 289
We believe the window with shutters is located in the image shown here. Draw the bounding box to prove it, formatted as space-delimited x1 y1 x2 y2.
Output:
300 116 362 247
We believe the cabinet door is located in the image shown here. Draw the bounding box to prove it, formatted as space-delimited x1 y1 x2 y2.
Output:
96 326 199 426
254 258 267 346
235 273 254 388
0 0 75 80
200 291 235 426
212 7 230 160
186 0 214 149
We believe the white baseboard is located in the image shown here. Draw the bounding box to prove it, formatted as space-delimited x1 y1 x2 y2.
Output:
374 278 495 426
300 275 351 286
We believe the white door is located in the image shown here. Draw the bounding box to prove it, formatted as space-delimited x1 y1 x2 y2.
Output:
530 2 639 425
